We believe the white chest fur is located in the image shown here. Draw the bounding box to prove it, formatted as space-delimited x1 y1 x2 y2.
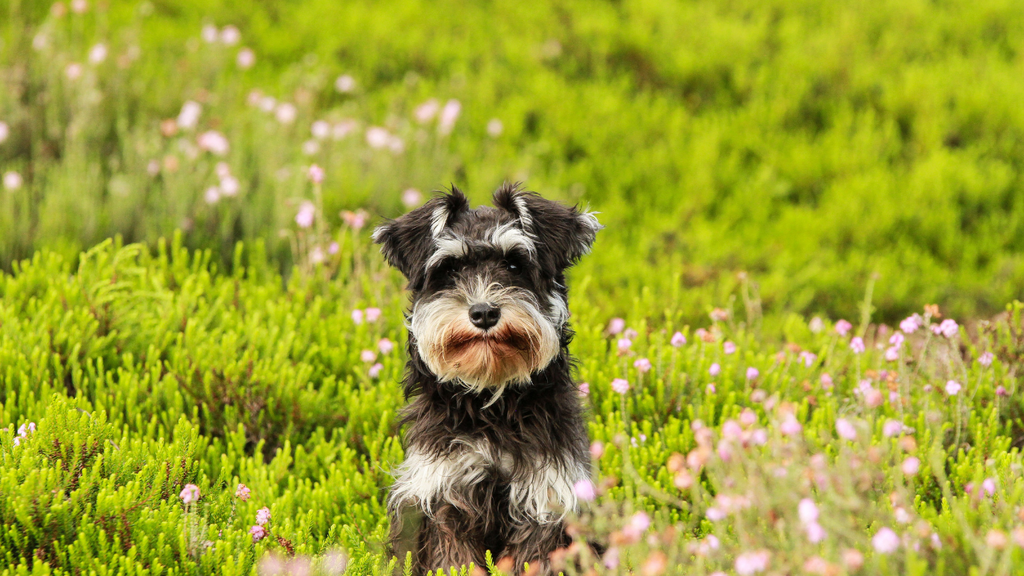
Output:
389 437 587 524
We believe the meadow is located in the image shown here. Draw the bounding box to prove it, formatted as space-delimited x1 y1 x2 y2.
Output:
0 0 1023 574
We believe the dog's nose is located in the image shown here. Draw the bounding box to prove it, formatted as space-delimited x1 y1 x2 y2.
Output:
468 303 502 330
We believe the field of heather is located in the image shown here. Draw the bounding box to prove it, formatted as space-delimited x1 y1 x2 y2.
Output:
1 1 1023 575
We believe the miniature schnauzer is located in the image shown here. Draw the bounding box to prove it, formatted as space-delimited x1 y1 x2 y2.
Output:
373 183 600 574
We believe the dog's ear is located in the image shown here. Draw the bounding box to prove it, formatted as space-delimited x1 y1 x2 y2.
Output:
373 187 470 288
492 182 601 272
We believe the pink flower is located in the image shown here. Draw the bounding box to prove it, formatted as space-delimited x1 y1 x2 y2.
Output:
799 351 816 367
900 314 922 334
982 478 996 496
945 380 961 396
256 507 271 526
307 164 324 184
249 525 267 542
438 99 461 135
364 307 382 323
88 43 107 64
723 341 736 354
197 131 229 155
806 522 826 543
623 328 639 340
311 120 331 140
589 441 604 459
573 479 596 502
883 420 904 437
902 457 920 475
236 47 255 69
872 527 900 553
835 418 857 440
889 332 905 347
204 187 221 205
780 416 802 436
706 383 716 394
377 338 394 355
884 346 899 361
746 367 759 380
401 188 423 208
368 363 384 379
220 25 241 45
360 350 377 363
863 387 883 408
617 338 632 353
351 309 364 324
739 409 757 427
334 74 356 93
179 484 200 504
16 422 35 436
633 358 652 373
602 547 620 569
979 352 994 367
628 512 651 532
578 382 589 396
366 127 390 148
235 484 251 501
670 331 686 347
486 118 503 137
176 101 202 130
938 319 959 338
709 363 721 377
709 308 729 322
735 550 770 574
820 373 833 390
996 385 1008 396
835 319 852 336
0 121 8 144
850 337 865 354
722 420 743 441
611 378 629 394
295 201 315 228
414 99 440 123
342 210 369 230
219 176 240 197
798 499 819 524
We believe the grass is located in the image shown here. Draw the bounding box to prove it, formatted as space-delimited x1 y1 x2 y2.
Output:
1 0 1024 574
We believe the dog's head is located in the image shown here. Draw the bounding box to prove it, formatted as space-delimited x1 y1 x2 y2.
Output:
373 183 601 393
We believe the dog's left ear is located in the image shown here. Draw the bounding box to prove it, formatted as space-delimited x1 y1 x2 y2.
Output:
373 188 470 289
493 182 602 272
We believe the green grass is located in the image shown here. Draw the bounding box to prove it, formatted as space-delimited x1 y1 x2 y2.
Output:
2 0 1024 573
0 239 1022 574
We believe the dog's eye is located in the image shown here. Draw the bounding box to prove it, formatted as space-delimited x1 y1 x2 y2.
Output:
504 258 523 274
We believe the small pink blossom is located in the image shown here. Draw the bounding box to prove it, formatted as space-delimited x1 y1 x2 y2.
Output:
889 332 905 347
578 382 589 396
883 420 904 437
722 420 743 441
835 418 857 440
603 547 620 569
486 118 504 137
220 25 241 45
863 387 883 408
780 416 802 436
900 314 922 334
799 351 816 367
633 358 652 373
798 499 819 524
197 131 229 155
979 352 994 367
734 550 770 574
589 441 604 459
236 47 255 69
820 373 833 390
694 328 708 340
709 363 721 377
334 74 356 93
706 383 716 394
364 307 382 323
835 319 852 336
360 350 377 363
850 337 865 354
235 484 251 501
368 363 384 379
377 338 394 355
0 121 9 144
88 43 107 64
204 187 221 205
709 308 729 322
670 331 686 346
806 522 826 543
982 477 996 496
945 380 961 396
311 120 330 140
938 319 959 338
179 484 200 504
414 99 440 123
249 525 267 542
746 367 759 380
617 338 632 353
342 209 369 230
739 409 757 427
872 527 900 553
295 201 315 228
307 164 324 184
902 457 920 475
573 479 596 502
438 99 461 135
723 341 736 354
996 385 1008 396
611 378 629 394
401 188 423 208
274 103 298 124
256 507 271 526
884 346 899 361
623 328 639 340
351 309 364 324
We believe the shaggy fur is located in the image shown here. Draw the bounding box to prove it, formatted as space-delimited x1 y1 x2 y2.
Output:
373 183 600 575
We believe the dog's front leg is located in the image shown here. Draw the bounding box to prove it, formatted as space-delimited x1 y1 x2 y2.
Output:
500 521 570 575
418 502 488 575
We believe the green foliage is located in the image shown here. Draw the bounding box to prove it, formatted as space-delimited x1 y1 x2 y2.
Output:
0 240 1020 574
1 0 1024 323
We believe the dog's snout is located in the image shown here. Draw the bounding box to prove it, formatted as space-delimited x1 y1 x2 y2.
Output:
468 303 501 330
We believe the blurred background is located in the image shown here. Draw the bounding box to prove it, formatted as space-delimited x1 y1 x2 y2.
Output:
2 0 1022 327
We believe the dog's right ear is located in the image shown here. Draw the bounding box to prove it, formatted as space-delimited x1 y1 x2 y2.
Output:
372 188 470 289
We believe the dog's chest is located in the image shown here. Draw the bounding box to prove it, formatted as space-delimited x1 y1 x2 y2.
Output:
390 436 586 523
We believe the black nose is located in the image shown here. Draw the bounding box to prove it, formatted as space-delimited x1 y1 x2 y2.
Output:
468 303 501 330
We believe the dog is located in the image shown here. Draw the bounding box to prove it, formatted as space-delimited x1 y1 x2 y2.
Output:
373 183 601 575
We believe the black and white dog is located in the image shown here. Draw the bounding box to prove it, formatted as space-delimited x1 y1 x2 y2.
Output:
373 183 600 574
